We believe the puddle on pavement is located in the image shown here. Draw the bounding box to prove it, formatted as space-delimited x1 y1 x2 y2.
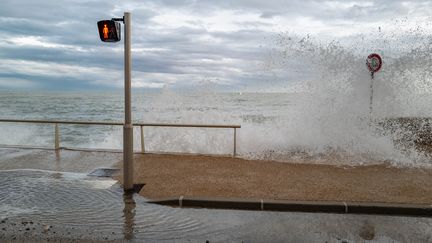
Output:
0 148 123 173
0 148 36 160
0 170 208 242
0 169 431 242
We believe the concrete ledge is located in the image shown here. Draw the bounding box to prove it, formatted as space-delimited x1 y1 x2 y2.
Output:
148 197 432 217
182 197 262 211
346 202 432 216
263 199 346 213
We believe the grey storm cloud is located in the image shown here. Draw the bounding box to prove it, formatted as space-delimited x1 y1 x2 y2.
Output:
0 0 431 90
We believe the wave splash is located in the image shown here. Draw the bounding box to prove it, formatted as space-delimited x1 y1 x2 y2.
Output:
2 19 432 167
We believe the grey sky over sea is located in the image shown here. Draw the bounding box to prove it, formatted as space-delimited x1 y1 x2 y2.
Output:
1 1 431 91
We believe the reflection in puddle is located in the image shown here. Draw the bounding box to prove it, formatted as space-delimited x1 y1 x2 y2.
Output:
123 192 136 240
0 169 431 242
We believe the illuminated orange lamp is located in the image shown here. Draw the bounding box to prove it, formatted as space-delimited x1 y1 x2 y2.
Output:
97 20 121 42
103 24 108 39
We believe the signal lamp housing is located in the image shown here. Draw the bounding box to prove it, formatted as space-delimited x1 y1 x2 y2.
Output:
97 20 121 42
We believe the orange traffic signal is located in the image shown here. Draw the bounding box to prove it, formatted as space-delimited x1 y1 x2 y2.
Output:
103 24 108 39
97 20 121 42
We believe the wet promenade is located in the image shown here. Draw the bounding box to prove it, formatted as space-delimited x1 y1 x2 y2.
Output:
0 147 431 242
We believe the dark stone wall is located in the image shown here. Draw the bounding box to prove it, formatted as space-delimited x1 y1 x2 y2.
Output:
377 117 432 146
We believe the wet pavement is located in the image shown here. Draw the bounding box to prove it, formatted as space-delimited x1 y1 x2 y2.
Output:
0 147 431 242
0 147 122 173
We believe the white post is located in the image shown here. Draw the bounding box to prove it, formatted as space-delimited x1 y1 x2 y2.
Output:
123 12 134 191
140 125 145 153
233 128 237 157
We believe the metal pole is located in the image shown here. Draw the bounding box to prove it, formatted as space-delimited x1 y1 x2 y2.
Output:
369 73 374 119
140 125 145 153
123 12 134 191
54 123 60 150
233 128 237 157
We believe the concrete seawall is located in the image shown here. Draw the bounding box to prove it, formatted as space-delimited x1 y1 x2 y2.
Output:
149 197 432 217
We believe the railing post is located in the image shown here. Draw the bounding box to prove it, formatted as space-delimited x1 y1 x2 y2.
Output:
233 127 237 157
140 125 145 154
54 123 60 150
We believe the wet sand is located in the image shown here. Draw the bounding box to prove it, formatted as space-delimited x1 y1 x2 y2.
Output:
116 154 432 204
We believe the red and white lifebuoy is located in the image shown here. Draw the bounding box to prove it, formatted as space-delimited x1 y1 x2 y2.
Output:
366 53 382 73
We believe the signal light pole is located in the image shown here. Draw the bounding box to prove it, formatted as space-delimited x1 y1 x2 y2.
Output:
123 12 134 191
98 12 134 191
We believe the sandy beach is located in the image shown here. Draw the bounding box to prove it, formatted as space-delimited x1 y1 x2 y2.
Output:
115 153 432 205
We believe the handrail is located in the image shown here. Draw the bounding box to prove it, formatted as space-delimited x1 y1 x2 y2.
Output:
0 118 241 156
0 119 123 126
0 119 241 128
135 123 241 129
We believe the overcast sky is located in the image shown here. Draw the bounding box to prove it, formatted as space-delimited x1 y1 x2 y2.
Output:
1 0 432 91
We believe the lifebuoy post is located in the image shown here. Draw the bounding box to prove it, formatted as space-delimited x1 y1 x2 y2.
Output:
366 53 382 118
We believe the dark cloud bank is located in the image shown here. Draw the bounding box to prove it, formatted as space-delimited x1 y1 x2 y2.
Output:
0 0 430 91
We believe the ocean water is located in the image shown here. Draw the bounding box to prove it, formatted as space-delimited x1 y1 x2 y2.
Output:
0 89 431 167
0 91 292 156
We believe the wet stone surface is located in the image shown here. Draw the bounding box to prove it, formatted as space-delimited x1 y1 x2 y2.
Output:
88 168 120 177
359 221 376 240
0 170 212 242
0 148 122 173
0 217 120 242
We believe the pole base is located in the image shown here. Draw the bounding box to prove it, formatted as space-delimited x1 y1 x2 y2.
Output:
123 183 145 193
123 126 134 190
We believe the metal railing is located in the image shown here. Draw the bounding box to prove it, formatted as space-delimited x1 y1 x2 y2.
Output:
0 119 241 156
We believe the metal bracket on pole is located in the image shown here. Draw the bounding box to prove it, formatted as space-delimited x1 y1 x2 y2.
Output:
111 17 124 23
